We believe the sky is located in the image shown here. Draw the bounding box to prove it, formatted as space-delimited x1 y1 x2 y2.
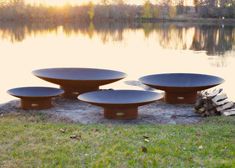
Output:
25 0 194 6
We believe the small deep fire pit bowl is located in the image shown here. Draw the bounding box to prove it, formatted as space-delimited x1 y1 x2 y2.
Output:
139 73 224 104
7 87 64 110
78 90 163 120
33 68 126 99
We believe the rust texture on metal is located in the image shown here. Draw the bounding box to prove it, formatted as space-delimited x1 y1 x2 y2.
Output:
7 87 64 110
139 73 224 104
78 90 163 120
33 68 127 99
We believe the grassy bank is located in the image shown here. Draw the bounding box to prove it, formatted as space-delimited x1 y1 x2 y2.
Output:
0 113 234 167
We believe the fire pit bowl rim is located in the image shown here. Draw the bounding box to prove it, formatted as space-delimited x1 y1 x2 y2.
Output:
7 86 64 98
78 90 163 106
139 73 225 90
32 67 127 81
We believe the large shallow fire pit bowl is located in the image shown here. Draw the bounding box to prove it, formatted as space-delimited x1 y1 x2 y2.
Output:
7 87 64 110
33 68 127 99
139 73 224 104
78 90 163 120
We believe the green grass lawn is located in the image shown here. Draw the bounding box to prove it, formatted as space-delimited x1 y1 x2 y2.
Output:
0 113 234 168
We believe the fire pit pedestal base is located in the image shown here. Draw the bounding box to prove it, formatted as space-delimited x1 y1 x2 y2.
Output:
60 86 99 99
104 107 138 120
165 92 197 104
21 98 53 110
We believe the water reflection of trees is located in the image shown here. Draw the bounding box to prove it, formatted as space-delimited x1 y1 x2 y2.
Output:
0 22 59 42
0 21 234 56
62 21 129 43
191 25 234 56
155 24 195 50
0 21 133 43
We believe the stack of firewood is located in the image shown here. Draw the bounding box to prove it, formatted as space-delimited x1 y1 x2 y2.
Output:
195 89 235 117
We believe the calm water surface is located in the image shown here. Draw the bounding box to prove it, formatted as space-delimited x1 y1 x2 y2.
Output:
0 22 235 103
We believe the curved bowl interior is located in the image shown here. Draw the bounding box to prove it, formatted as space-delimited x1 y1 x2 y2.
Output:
139 73 224 89
8 87 64 98
33 68 127 81
78 90 162 105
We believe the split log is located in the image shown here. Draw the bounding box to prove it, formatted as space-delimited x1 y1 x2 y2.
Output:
213 99 229 106
216 102 234 112
222 108 235 116
196 107 206 114
203 100 215 111
204 88 223 98
212 93 228 103
195 96 206 110
195 88 234 117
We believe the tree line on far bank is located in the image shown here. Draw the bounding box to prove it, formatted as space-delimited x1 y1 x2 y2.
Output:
0 0 235 22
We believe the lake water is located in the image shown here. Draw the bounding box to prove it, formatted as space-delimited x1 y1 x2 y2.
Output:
0 22 234 103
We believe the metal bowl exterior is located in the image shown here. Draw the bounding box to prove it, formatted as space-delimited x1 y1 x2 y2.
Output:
7 87 64 110
7 87 64 98
78 90 163 120
33 68 127 99
139 73 224 104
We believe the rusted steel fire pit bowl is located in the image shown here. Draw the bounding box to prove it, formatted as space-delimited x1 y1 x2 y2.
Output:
33 68 126 99
78 90 163 120
7 87 64 110
139 73 224 104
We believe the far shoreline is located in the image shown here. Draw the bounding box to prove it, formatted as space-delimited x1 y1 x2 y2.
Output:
1 17 235 26
139 17 235 25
